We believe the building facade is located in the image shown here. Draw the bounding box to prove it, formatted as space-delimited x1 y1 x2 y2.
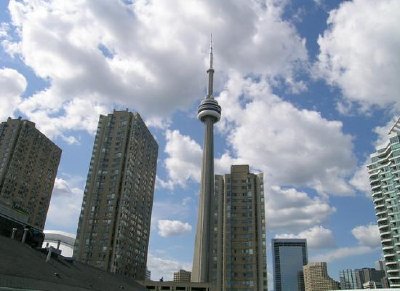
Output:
0 117 61 230
210 165 267 290
272 238 308 291
303 262 339 291
192 40 221 283
367 118 400 288
339 269 358 289
173 269 191 283
73 110 158 280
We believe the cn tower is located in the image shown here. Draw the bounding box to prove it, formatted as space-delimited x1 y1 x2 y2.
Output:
192 38 221 283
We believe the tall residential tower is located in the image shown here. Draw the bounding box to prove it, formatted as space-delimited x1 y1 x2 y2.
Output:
192 40 221 282
211 165 267 290
368 117 400 288
0 117 61 230
74 110 158 280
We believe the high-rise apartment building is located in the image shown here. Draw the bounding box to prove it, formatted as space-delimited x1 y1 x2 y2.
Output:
73 110 158 280
192 39 221 283
174 269 191 283
367 117 400 288
303 262 339 291
0 117 61 230
272 238 308 291
210 165 267 290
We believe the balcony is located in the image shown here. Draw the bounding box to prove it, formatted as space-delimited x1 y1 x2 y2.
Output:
382 245 394 251
378 216 388 223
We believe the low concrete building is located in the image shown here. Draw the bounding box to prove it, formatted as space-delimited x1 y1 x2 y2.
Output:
140 281 211 291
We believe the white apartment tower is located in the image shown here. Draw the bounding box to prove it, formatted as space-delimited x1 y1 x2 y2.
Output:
368 117 400 288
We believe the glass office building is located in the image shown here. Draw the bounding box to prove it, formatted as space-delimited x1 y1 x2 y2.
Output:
272 238 308 291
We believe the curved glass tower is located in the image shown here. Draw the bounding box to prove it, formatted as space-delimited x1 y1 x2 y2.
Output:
192 39 221 283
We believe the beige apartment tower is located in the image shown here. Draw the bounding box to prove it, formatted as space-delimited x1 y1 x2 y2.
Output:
0 117 61 230
303 262 340 291
211 165 267 290
73 110 158 280
174 269 191 283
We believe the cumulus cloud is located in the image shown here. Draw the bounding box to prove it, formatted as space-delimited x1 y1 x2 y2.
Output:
352 224 381 248
2 0 308 140
350 163 372 197
157 220 192 237
0 68 26 120
45 177 83 233
266 186 336 232
159 130 202 189
312 245 374 263
275 226 335 249
316 0 400 111
217 74 356 196
312 224 381 262
147 253 191 281
19 95 109 143
151 199 193 231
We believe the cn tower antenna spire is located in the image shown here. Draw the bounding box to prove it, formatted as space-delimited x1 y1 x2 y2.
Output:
207 34 214 99
209 34 213 69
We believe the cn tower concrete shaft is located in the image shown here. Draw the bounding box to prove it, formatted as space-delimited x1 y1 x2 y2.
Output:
192 117 215 282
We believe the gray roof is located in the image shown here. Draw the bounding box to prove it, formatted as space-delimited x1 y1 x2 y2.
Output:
0 235 146 291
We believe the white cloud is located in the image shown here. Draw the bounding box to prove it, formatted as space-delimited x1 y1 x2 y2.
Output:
373 117 399 147
352 224 381 248
217 74 356 196
4 0 307 139
312 246 375 263
311 224 381 262
157 220 192 237
159 130 202 189
350 163 372 197
19 94 109 142
316 0 400 111
147 253 191 281
45 177 83 233
266 186 336 232
275 226 335 249
151 199 192 231
0 68 26 120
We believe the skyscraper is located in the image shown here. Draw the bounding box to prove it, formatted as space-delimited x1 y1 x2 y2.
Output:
339 269 358 289
272 238 308 291
303 262 340 291
192 40 221 283
73 110 158 280
367 117 400 288
211 165 267 290
0 117 61 230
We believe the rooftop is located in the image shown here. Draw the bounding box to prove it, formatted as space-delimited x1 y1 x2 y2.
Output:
0 235 145 291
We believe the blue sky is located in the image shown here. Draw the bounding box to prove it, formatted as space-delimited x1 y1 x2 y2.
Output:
1 0 400 288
